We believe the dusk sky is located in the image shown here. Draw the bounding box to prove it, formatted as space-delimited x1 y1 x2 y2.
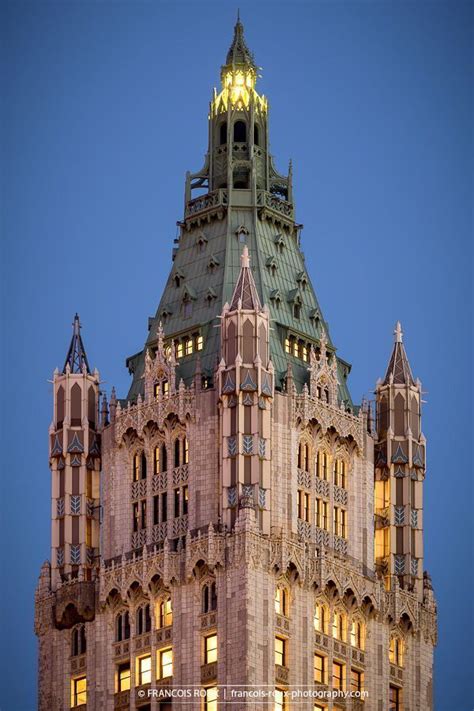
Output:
1 1 472 709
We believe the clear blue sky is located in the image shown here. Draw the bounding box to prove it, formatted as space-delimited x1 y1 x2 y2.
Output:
1 1 472 709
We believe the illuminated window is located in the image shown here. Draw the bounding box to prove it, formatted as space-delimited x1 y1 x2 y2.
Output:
133 452 146 481
302 344 309 362
314 706 325 711
274 637 286 667
71 625 86 657
204 686 218 711
196 334 204 351
116 611 130 642
334 460 346 489
158 648 173 679
389 685 402 711
275 586 288 617
351 668 363 693
314 602 328 634
389 637 404 667
314 653 326 684
375 479 390 510
204 634 217 664
158 597 173 628
293 339 299 357
332 661 344 691
332 611 346 642
184 437 189 464
71 676 87 707
284 338 291 354
316 498 328 530
350 620 364 650
334 507 347 538
275 689 285 711
176 341 184 359
185 338 193 356
117 662 130 692
138 655 151 685
317 452 328 480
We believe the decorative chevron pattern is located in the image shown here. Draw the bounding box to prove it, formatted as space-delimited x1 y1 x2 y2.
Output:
57 498 65 517
227 486 237 507
70 545 81 565
394 555 405 575
70 495 81 515
56 547 64 566
258 438 266 458
227 437 237 457
411 509 418 527
258 487 266 509
394 506 405 525
242 435 254 455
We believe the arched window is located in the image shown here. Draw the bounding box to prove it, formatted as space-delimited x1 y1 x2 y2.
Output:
202 582 218 613
157 596 173 628
297 443 309 472
136 604 151 635
334 459 346 489
174 439 181 468
219 121 227 145
161 443 167 472
116 611 130 642
350 620 364 650
254 124 259 146
274 586 289 617
72 624 86 657
314 602 328 634
332 610 347 642
233 120 246 142
317 451 328 480
132 452 146 481
389 636 404 667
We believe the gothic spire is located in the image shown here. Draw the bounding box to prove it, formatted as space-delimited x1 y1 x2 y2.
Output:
225 14 256 68
383 321 414 385
230 246 262 311
63 313 91 374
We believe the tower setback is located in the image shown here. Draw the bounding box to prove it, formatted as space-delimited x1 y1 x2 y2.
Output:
35 19 436 711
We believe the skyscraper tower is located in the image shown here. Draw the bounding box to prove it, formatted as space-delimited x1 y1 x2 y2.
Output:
35 18 437 711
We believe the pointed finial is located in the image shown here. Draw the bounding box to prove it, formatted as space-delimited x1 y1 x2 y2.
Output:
394 321 403 343
237 8 240 22
63 313 91 374
241 245 250 268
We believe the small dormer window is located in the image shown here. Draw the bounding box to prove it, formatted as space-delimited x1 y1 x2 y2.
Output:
294 303 301 319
